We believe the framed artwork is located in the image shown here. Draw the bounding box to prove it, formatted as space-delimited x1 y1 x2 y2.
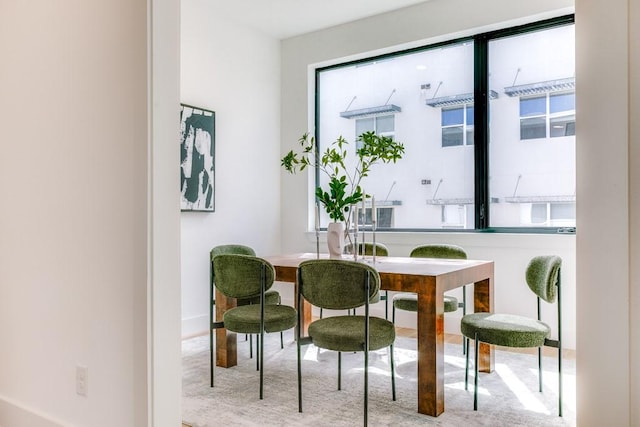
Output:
180 104 215 211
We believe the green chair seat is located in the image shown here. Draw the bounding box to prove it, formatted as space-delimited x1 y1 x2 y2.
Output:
392 293 459 313
224 304 297 334
308 316 396 352
461 313 550 348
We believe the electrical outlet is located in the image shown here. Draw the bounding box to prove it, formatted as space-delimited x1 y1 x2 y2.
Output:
76 365 88 396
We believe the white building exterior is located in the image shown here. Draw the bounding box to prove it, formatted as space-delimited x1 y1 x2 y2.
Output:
317 23 575 230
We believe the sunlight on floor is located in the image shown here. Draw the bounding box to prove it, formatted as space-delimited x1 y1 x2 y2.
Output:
496 363 550 414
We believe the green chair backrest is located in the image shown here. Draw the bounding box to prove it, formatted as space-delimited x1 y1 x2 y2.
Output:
344 242 389 256
410 244 467 259
212 254 275 299
210 244 256 261
526 255 562 303
298 259 380 310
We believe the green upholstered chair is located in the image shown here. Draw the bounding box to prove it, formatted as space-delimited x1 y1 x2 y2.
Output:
212 254 297 399
209 244 283 387
392 244 468 352
296 259 396 426
461 255 563 416
344 242 390 319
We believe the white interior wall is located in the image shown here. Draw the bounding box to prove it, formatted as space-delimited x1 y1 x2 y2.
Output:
180 0 282 337
575 0 637 425
631 0 640 421
150 0 183 425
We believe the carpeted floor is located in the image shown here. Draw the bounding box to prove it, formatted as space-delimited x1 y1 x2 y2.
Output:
182 331 575 426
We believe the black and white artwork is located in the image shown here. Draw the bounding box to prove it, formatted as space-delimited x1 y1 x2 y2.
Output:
180 104 215 211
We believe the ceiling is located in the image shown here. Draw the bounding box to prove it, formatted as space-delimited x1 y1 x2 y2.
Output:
210 0 432 39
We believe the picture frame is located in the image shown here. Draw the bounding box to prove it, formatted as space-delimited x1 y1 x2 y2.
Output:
180 104 215 212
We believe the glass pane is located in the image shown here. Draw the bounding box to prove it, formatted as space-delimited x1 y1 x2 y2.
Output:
376 115 394 133
442 107 464 126
356 118 374 137
550 92 575 113
317 40 474 229
520 96 546 117
442 126 463 147
531 203 548 224
550 114 576 137
466 126 474 145
466 105 474 126
520 117 546 140
488 24 575 228
550 202 575 222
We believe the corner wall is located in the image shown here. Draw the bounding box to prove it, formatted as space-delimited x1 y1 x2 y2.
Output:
180 0 282 337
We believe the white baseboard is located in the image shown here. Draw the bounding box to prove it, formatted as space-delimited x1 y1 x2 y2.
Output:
182 314 209 339
0 396 64 427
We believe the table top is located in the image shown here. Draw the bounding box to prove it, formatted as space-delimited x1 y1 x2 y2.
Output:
264 253 493 289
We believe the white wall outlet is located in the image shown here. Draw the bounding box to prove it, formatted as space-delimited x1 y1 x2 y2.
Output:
76 365 88 396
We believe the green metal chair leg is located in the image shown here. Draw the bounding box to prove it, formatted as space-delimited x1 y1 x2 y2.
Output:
390 344 396 401
538 347 543 392
474 333 479 411
465 337 470 390
338 352 342 390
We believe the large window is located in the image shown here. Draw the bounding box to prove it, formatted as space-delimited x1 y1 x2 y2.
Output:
315 16 575 232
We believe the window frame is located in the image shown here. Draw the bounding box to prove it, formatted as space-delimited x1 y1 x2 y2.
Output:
314 14 576 234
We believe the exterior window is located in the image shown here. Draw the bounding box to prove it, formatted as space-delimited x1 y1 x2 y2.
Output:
520 92 575 140
530 202 576 226
549 92 576 137
441 204 466 228
441 105 474 147
355 115 395 148
358 207 394 228
520 96 547 139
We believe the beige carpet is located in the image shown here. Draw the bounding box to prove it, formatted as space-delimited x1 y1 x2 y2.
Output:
182 331 575 426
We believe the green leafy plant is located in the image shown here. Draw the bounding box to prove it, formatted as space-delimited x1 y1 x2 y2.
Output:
281 131 405 223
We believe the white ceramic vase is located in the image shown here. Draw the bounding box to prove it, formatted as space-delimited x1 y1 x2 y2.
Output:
326 222 345 259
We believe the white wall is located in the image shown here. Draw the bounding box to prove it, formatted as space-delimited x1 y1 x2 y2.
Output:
631 0 640 421
180 0 282 337
280 0 577 347
576 0 638 425
0 0 183 425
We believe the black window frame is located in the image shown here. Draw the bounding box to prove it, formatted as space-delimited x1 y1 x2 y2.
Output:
314 14 575 234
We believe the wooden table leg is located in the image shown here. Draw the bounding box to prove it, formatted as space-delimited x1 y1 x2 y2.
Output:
416 279 445 416
215 288 237 368
294 281 312 337
474 274 495 373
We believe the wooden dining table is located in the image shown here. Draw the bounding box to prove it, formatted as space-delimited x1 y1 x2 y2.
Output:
215 252 494 417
